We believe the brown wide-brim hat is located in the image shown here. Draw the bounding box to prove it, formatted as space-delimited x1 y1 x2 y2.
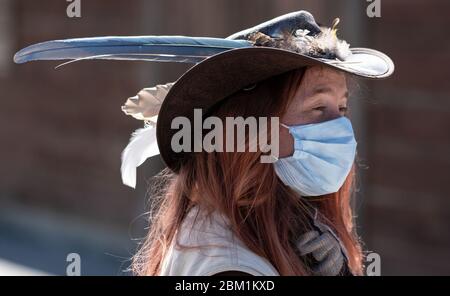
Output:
14 10 394 186
156 45 393 171
155 13 394 172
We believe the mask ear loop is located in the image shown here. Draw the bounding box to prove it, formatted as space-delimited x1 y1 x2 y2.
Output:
269 154 279 161
280 122 290 129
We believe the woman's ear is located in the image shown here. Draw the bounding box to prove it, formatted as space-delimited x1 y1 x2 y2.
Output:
278 124 294 158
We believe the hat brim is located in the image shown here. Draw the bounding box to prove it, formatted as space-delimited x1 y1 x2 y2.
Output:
156 46 394 171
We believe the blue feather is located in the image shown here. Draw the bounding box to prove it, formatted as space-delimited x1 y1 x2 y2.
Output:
13 35 252 64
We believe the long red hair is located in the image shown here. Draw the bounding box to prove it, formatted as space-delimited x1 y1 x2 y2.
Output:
132 68 364 275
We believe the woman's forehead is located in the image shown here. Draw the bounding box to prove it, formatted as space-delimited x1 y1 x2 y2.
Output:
303 66 347 85
298 66 348 96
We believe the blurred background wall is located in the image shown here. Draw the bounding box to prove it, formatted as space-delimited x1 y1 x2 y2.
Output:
0 0 448 275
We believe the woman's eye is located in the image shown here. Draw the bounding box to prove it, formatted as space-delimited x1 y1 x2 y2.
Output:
313 106 326 112
339 106 348 113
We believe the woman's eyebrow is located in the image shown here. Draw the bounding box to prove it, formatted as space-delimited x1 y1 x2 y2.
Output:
311 85 333 95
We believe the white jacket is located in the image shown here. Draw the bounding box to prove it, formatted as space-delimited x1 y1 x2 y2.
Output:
159 205 279 276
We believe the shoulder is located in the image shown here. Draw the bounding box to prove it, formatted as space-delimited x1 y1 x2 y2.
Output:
159 206 279 276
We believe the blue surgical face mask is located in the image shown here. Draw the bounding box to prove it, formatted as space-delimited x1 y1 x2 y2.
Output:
274 116 357 197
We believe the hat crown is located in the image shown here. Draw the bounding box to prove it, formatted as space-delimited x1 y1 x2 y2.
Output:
226 10 321 40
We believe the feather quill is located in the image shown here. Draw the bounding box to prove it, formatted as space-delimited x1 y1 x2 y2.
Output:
121 123 159 188
14 35 252 64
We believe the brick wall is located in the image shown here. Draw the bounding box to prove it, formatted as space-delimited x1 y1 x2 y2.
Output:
363 0 450 275
0 0 150 228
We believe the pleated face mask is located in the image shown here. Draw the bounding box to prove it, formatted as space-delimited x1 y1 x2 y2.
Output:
274 116 357 197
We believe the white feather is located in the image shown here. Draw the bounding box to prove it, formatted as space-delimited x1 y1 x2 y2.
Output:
121 123 159 188
121 82 174 122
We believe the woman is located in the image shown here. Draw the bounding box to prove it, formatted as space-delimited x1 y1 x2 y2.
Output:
14 10 394 276
132 62 365 276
